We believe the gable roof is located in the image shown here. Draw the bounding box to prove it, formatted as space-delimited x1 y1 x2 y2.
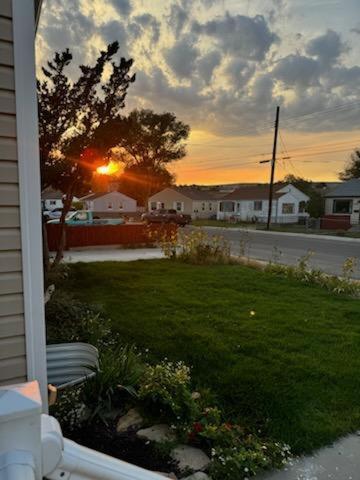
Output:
325 179 360 198
172 187 226 201
223 185 286 201
80 191 136 202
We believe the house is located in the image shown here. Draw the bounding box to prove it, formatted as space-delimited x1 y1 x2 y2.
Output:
217 183 309 223
148 186 225 219
41 188 64 210
324 178 360 225
80 191 137 215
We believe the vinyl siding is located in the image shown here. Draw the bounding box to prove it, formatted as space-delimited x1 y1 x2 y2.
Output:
0 2 27 385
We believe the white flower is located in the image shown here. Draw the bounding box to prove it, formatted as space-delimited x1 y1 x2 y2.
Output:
244 467 249 472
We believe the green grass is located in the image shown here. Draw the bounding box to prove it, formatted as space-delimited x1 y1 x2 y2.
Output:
192 219 253 228
65 260 360 453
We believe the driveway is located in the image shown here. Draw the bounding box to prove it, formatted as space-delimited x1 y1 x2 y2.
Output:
191 227 360 279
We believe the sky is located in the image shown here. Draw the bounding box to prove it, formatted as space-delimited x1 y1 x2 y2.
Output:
36 0 360 185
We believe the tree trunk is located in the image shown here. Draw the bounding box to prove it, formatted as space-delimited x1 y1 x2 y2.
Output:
52 188 74 267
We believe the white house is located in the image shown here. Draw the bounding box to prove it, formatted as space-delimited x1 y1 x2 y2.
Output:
324 178 360 226
217 183 309 223
80 191 137 215
41 188 63 210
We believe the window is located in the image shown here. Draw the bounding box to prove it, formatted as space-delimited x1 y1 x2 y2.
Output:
74 211 87 221
174 201 183 212
107 202 113 210
299 201 306 213
282 203 295 214
157 202 165 209
254 201 262 211
219 201 235 212
50 200 57 205
150 202 157 211
209 203 212 211
333 199 352 214
118 202 123 210
201 202 206 211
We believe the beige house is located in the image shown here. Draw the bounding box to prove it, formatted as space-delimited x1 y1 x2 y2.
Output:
80 191 137 215
0 0 47 404
324 179 360 226
148 187 225 219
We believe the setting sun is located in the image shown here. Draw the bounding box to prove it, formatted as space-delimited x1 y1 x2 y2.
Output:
96 160 121 176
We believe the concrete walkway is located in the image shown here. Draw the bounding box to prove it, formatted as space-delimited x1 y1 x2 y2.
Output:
58 247 165 263
259 434 360 480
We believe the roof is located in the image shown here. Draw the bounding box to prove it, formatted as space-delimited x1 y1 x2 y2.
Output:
324 179 360 198
41 189 63 200
223 185 286 201
173 187 226 201
80 191 136 201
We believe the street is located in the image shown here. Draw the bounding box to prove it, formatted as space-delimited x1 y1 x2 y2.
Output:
194 227 360 279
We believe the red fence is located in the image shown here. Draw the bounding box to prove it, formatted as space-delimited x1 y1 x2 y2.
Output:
46 223 177 251
320 215 351 230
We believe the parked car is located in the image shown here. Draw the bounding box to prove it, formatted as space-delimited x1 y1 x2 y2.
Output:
47 210 125 226
43 207 76 220
142 209 191 226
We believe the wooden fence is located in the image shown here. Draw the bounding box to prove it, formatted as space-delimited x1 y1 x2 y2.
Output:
46 223 177 251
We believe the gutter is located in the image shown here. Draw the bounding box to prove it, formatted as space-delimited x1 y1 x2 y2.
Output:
35 0 43 31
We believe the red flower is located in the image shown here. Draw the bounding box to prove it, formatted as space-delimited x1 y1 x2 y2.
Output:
193 422 204 433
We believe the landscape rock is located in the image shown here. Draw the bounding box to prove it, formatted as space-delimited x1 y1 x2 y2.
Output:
171 445 210 472
116 408 143 433
181 473 211 480
137 424 176 443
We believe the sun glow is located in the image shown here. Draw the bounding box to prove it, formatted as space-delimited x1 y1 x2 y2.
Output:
96 160 121 176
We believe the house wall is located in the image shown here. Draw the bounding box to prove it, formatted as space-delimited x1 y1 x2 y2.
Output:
43 198 63 210
325 197 360 225
0 0 27 385
148 188 194 215
217 192 308 223
85 191 137 213
192 201 217 219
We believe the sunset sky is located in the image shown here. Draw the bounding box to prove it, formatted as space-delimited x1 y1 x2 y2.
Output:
36 0 360 185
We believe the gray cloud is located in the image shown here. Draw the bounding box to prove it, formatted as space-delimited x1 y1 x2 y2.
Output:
168 4 189 37
109 0 132 17
101 20 128 53
273 54 320 88
192 13 279 61
133 14 161 45
306 29 348 66
225 58 255 90
164 36 200 78
196 50 222 84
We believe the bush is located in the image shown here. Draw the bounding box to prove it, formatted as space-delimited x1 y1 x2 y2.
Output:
159 229 231 265
139 361 199 424
45 290 113 347
80 344 145 425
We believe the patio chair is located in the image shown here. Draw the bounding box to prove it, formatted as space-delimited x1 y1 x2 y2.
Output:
46 342 99 391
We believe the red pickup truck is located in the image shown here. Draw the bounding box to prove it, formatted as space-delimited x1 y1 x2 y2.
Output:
142 209 191 226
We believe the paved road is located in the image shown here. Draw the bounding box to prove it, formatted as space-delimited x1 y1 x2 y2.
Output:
193 227 360 279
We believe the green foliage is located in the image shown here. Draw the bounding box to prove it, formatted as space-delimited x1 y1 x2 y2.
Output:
209 438 291 480
80 345 144 425
266 254 360 297
45 263 70 289
160 229 232 265
139 361 199 424
339 149 360 180
45 290 113 347
50 386 85 434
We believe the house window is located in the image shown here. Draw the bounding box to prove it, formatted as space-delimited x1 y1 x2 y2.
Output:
219 201 235 213
118 202 123 210
108 202 113 210
157 202 165 209
150 202 157 211
209 203 212 211
299 201 306 213
254 201 262 211
201 202 205 211
282 203 295 214
333 199 352 214
50 200 57 205
174 201 183 212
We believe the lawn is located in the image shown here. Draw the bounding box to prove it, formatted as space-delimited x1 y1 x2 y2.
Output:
65 260 360 454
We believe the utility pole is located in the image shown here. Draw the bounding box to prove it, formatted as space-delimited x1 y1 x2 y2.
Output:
266 106 280 230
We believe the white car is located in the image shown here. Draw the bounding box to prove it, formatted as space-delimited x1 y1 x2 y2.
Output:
43 207 76 221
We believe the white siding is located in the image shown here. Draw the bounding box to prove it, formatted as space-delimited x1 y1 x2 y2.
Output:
0 2 27 385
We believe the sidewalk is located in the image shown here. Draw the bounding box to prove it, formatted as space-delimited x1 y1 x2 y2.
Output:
59 247 165 263
259 433 360 480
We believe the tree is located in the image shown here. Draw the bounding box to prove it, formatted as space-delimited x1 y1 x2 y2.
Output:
38 42 135 267
339 149 360 180
282 174 324 218
108 109 190 205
